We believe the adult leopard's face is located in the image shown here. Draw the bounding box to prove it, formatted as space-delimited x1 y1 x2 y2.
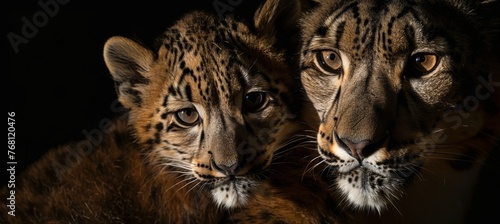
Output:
103 12 302 208
300 0 500 212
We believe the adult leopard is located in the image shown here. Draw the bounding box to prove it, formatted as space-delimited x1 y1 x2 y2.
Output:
299 0 500 223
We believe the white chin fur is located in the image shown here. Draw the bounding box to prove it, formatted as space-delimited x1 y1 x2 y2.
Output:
336 167 406 213
211 180 255 208
338 177 387 213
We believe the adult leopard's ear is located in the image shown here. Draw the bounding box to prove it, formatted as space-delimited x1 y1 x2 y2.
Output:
103 36 153 110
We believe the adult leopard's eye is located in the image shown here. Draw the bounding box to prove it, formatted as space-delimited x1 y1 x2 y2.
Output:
175 108 200 126
411 53 439 73
243 92 269 112
314 50 342 74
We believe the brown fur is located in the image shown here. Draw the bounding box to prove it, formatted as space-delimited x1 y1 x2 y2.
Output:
299 0 500 223
1 118 223 223
1 1 345 223
224 146 345 224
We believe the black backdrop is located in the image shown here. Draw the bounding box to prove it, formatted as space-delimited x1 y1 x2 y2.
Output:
4 1 499 223
5 0 262 184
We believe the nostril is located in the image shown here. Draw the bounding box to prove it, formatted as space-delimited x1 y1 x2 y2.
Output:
334 132 385 161
212 161 240 176
334 133 350 153
343 138 372 159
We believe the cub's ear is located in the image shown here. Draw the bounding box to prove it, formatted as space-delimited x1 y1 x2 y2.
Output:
300 0 321 10
252 0 322 60
253 0 302 56
253 0 301 36
103 36 153 109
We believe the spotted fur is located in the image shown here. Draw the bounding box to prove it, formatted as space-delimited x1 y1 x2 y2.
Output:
0 1 320 223
104 11 303 209
299 0 500 222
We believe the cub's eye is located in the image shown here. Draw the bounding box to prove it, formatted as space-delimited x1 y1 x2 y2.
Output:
174 108 200 126
243 92 270 112
314 50 342 74
411 53 439 73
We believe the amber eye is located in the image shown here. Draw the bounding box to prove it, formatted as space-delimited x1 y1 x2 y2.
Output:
175 108 200 126
411 53 439 73
315 50 342 74
243 92 269 112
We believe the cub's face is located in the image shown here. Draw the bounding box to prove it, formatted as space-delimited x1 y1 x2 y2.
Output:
103 12 301 208
300 0 500 211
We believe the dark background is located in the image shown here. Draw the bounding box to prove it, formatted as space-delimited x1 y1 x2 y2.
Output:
4 1 499 223
5 0 261 184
